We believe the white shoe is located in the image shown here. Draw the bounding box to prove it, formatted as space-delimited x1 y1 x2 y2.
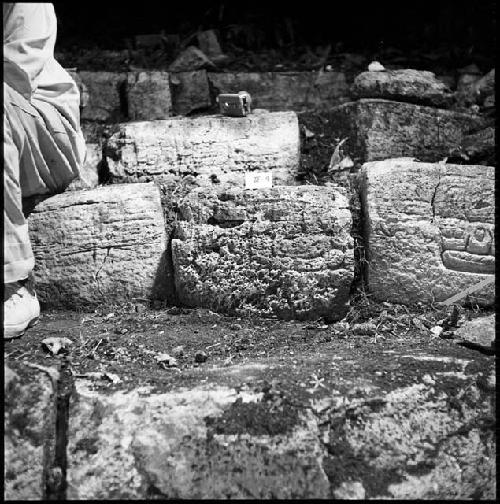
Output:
4 282 40 339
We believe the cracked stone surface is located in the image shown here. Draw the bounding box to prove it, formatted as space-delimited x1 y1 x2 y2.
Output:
171 185 354 321
327 98 487 164
361 159 495 305
28 183 167 308
208 71 349 111
105 110 300 186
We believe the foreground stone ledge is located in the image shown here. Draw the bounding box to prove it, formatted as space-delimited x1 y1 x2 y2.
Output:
67 381 330 499
328 99 487 164
4 362 56 500
361 159 495 305
28 183 167 308
172 185 354 321
209 71 349 111
105 110 300 186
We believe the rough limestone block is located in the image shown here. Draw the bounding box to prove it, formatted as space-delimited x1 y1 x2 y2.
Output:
28 183 167 308
361 159 495 305
172 185 354 321
67 381 330 499
351 69 453 108
170 70 211 115
4 362 56 500
66 69 90 108
67 142 101 191
328 99 486 163
126 71 172 120
105 110 300 186
79 71 127 122
208 71 349 111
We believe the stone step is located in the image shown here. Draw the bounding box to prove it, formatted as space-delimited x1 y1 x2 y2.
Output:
68 69 351 122
28 183 167 308
208 71 349 111
104 110 300 186
172 185 354 321
361 159 495 305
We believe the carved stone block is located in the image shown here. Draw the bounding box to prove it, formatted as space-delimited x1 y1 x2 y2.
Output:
361 159 495 305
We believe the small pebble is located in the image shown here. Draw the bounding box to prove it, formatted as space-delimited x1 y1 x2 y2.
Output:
195 351 208 363
172 345 184 357
422 374 435 385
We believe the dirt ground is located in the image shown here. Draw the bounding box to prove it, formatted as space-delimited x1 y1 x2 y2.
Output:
4 298 494 397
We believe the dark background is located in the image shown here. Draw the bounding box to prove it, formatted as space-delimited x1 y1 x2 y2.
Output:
53 0 496 60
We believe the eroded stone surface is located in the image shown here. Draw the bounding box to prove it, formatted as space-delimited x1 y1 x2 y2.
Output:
361 159 495 305
172 185 354 321
351 69 453 108
4 362 55 500
105 110 300 186
209 71 349 111
28 183 167 308
67 383 329 499
328 99 486 164
127 71 172 120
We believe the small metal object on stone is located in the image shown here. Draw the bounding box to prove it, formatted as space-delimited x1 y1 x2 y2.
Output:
217 91 252 117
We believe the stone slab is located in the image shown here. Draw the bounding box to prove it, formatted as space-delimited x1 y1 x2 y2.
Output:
361 159 495 305
4 362 56 500
105 110 300 186
172 185 354 321
78 71 127 122
28 183 167 308
351 69 453 108
328 99 487 164
126 71 172 120
208 71 349 111
170 70 211 115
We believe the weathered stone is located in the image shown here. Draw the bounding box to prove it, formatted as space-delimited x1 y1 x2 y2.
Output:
454 314 495 350
168 45 215 72
328 99 486 164
208 71 349 111
361 159 495 305
197 30 227 64
28 183 167 308
66 142 101 191
172 185 354 321
170 70 211 115
351 69 454 108
126 71 172 120
79 71 127 122
456 68 495 107
105 110 300 186
4 362 56 500
67 380 330 499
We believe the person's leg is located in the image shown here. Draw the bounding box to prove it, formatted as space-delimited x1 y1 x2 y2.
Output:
4 82 83 338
